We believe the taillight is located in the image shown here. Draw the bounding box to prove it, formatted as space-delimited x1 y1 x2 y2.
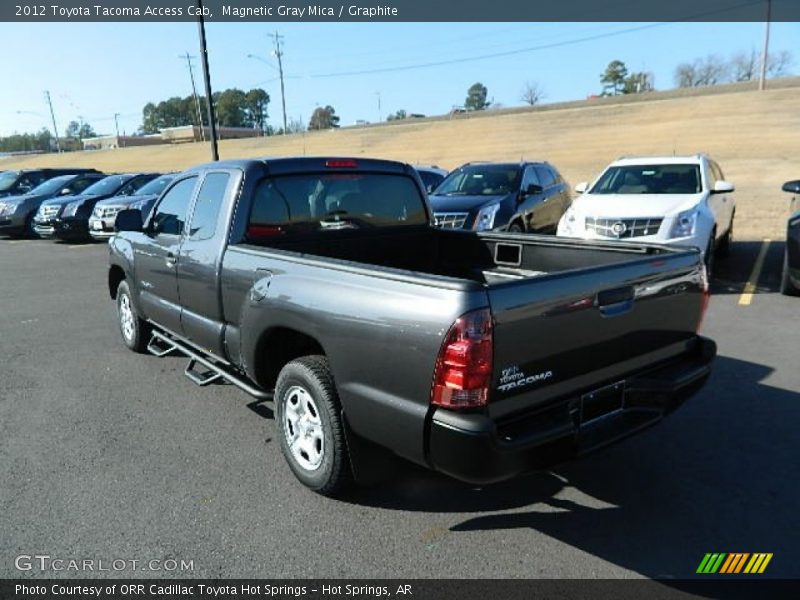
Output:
431 308 493 409
325 159 358 168
697 263 710 332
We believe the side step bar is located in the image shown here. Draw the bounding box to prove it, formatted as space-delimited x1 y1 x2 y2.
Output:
148 330 271 400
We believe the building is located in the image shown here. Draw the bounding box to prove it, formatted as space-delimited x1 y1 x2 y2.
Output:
159 125 262 144
82 134 165 151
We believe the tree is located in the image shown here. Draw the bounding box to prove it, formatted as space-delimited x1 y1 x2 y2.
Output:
308 105 340 130
622 72 653 94
465 82 489 111
767 49 793 77
520 81 545 106
731 49 759 82
387 109 407 121
601 60 628 95
65 120 96 140
674 55 728 87
245 88 270 133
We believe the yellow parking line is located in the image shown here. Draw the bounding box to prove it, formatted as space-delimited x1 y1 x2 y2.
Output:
738 239 771 306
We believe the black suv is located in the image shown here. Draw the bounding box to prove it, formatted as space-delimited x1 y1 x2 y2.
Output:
0 168 99 198
428 161 571 233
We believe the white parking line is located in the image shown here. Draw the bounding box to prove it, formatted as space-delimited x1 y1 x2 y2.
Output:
738 239 771 306
68 244 97 249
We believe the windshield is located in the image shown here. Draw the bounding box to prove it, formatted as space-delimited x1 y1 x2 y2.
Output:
82 175 130 196
134 174 175 197
434 165 521 196
29 175 73 196
247 173 427 239
0 171 20 192
590 164 702 195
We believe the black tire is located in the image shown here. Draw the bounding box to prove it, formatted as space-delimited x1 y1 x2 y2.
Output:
780 251 800 296
508 222 524 234
704 234 716 280
274 355 352 496
116 280 150 353
716 218 733 258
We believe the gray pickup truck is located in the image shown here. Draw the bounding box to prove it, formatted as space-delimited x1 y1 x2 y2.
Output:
108 157 715 496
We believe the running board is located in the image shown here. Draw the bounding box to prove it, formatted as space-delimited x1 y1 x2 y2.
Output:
147 335 178 357
148 330 271 400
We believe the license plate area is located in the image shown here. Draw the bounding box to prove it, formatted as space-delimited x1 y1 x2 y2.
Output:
580 381 625 426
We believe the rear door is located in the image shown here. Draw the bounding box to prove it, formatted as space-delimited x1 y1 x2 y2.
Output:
177 169 240 357
518 166 546 232
534 165 563 233
486 246 705 419
134 175 199 334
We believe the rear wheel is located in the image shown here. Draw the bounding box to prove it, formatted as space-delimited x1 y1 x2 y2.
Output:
274 355 351 496
116 280 150 353
780 251 800 296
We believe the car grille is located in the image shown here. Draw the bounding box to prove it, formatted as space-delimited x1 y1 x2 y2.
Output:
94 205 122 219
37 205 60 219
585 217 663 239
433 212 469 229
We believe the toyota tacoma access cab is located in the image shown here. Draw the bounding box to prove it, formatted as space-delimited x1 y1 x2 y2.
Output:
108 157 715 496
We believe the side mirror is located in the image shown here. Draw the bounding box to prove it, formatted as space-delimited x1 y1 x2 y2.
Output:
115 209 143 233
781 180 800 194
712 180 735 194
60 188 73 195
426 184 435 194
574 181 589 194
521 183 543 198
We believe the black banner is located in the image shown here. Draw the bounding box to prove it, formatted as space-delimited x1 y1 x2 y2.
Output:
3 580 800 600
2 0 800 23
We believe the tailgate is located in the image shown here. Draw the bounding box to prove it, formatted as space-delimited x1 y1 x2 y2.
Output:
487 249 706 419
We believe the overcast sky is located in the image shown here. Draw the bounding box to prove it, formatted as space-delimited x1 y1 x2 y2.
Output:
0 21 797 137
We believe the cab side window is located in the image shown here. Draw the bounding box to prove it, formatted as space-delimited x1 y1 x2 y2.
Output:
188 172 230 241
151 177 198 236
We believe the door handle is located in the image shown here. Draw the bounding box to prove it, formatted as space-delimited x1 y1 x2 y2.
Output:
165 252 177 267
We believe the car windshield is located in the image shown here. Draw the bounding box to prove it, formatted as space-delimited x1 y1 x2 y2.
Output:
590 164 702 195
134 175 175 196
434 165 521 196
29 175 73 195
0 171 20 192
246 172 427 239
82 175 130 196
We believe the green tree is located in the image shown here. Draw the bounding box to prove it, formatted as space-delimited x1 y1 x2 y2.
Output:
465 82 489 111
245 88 270 132
601 60 629 95
308 105 340 130
387 109 407 121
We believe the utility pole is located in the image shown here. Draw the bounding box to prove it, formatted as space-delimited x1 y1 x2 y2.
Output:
180 51 205 141
114 113 121 138
196 0 218 161
758 0 771 91
43 90 61 153
269 31 288 134
375 92 381 122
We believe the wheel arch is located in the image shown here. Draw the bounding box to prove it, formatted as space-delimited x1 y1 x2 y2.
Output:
252 326 327 391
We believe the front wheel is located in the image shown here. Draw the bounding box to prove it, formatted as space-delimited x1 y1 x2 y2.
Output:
274 355 352 496
780 251 800 296
704 234 716 280
508 222 524 234
116 280 150 353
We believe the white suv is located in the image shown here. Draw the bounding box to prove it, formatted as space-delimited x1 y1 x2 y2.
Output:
557 155 735 273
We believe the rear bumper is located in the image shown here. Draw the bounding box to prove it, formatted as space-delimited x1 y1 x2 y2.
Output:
427 336 716 484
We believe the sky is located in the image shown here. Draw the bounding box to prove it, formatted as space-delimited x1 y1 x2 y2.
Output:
0 20 797 137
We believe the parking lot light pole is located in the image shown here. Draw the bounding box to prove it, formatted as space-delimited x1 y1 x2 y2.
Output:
196 0 218 161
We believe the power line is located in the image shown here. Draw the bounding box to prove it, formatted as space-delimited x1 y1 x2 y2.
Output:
306 0 763 79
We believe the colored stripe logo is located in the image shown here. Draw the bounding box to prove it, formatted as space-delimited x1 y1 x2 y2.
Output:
697 553 773 574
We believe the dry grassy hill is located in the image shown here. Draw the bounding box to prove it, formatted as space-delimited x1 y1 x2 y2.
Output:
3 80 799 239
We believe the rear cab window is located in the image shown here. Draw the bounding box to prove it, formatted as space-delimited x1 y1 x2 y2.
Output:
246 172 427 240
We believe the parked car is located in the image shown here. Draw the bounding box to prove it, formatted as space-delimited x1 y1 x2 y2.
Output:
558 155 735 276
89 173 176 240
0 168 99 199
35 173 158 240
108 156 714 496
428 161 571 233
0 172 106 237
414 165 448 193
780 179 800 296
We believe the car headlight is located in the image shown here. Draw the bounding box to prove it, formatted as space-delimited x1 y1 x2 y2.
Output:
473 203 501 231
559 208 578 235
669 209 698 238
62 200 84 218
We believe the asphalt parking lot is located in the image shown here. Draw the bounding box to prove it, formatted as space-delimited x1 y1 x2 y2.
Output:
1 237 798 580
